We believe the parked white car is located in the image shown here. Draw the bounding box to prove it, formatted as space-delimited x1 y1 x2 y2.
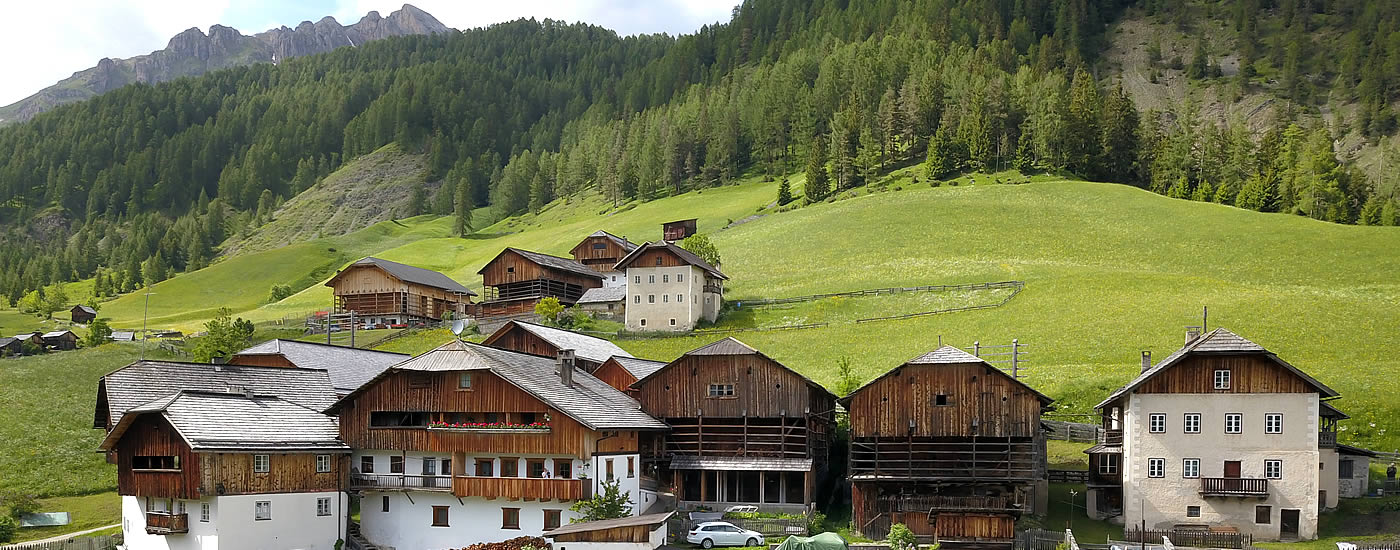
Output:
687 521 765 548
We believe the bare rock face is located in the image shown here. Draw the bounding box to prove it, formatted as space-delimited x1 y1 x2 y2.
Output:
0 4 450 125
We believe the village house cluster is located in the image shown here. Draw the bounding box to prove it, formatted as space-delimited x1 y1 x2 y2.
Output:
90 222 1374 549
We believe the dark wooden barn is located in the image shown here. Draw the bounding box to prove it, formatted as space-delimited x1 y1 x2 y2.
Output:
42 330 79 351
72 305 97 324
476 248 605 316
662 219 698 242
570 231 637 273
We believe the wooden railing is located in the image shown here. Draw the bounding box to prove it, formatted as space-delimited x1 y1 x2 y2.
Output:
1199 477 1268 496
350 473 453 491
849 438 1039 480
1124 528 1253 549
880 494 1020 513
453 476 584 501
1319 430 1337 447
1101 430 1124 446
145 512 189 534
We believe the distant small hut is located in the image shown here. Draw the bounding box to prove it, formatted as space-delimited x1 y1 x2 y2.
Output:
71 305 97 324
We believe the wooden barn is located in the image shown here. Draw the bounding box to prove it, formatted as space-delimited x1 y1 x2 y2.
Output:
476 248 605 316
72 305 97 324
570 231 638 274
42 330 79 351
0 337 21 356
630 337 836 511
230 339 409 395
11 332 45 349
325 257 476 325
482 320 633 373
544 511 673 550
593 356 667 394
843 346 1052 547
662 219 697 242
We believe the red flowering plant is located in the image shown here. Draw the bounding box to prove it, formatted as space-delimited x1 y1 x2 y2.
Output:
428 421 550 430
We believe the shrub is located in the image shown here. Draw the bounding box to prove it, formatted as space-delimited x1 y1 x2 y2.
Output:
269 283 295 303
886 523 917 550
3 492 37 519
0 515 16 543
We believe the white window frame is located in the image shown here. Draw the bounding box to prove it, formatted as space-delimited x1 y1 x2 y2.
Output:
633 295 640 304
1182 458 1200 478
1148 413 1166 433
1225 413 1243 434
200 502 210 522
669 318 677 326
458 373 472 390
678 294 684 302
662 294 668 303
254 501 271 521
648 275 655 284
316 497 332 517
677 273 684 282
253 454 270 473
1214 369 1231 390
648 295 655 303
1265 413 1283 434
633 275 640 284
1264 459 1283 479
1183 413 1201 434
316 455 331 473
1148 458 1165 478
708 383 736 397
1098 453 1119 475
663 274 669 283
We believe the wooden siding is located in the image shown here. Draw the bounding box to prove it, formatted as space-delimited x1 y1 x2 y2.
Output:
571 236 632 271
627 249 691 270
228 354 297 368
634 354 828 419
935 514 1015 539
1136 354 1314 395
338 369 635 458
593 359 639 393
663 220 697 241
550 524 654 543
483 324 610 372
199 453 346 496
480 249 602 290
115 415 201 500
847 363 1043 439
453 476 583 501
329 264 471 319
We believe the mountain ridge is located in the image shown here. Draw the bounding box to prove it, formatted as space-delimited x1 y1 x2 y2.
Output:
0 3 450 124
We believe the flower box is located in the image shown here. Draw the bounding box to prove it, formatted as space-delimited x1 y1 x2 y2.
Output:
427 421 551 433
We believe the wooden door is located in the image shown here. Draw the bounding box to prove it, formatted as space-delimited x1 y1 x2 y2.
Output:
1224 461 1241 478
1280 509 1300 539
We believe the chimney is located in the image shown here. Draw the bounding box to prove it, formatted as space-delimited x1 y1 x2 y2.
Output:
1186 327 1202 345
557 349 577 387
243 387 255 398
1140 351 1152 373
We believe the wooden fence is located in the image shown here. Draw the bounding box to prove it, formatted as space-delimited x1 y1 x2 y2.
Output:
1049 469 1089 483
1352 542 1400 550
1016 528 1067 550
0 535 118 550
1043 420 1102 443
1123 528 1252 549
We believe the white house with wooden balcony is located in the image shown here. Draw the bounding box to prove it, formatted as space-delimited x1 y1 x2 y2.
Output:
613 241 726 332
1087 328 1341 541
327 339 669 549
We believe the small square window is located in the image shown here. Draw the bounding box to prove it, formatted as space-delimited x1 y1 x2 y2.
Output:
316 454 331 473
1184 413 1201 434
432 506 450 527
670 318 677 326
390 455 404 474
935 394 949 406
360 456 374 474
1255 505 1272 524
502 507 520 529
528 460 547 479
1225 413 1242 434
317 497 332 517
1148 458 1165 478
648 275 655 283
506 266 514 273
640 319 647 327
1182 458 1200 478
201 503 210 522
1264 459 1282 479
475 459 494 477
1214 369 1231 390
458 373 473 390
544 509 562 530
253 454 270 473
1187 506 1201 518
663 274 669 283
1265 413 1283 434
655 257 663 266
648 295 655 303
555 459 573 479
254 501 271 521
708 383 735 397
1149 413 1166 433
1098 454 1119 475
501 458 519 478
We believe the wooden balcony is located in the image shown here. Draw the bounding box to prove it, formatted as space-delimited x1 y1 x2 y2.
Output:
880 494 1022 514
1199 477 1269 497
849 438 1039 481
350 473 453 492
145 512 188 535
453 476 585 501
1101 430 1124 446
1319 430 1337 448
663 418 812 459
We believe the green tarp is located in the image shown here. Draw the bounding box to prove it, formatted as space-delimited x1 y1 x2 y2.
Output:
775 532 849 550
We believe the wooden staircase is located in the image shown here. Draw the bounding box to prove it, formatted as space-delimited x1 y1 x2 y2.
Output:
346 521 381 550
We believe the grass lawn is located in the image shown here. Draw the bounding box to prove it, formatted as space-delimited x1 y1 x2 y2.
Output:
1255 495 1400 550
1048 440 1092 471
1043 483 1123 543
9 492 120 543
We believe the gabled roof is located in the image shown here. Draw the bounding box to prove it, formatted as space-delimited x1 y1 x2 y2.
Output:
633 337 836 401
478 248 604 280
485 320 632 364
571 231 639 255
1337 444 1377 458
0 337 16 347
233 339 409 393
1096 328 1338 410
613 241 726 279
329 340 666 431
1321 401 1350 420
98 391 347 453
42 330 77 339
838 345 1053 407
329 256 476 296
607 356 668 380
577 286 627 304
96 360 337 428
110 331 135 341
543 511 674 538
73 305 97 315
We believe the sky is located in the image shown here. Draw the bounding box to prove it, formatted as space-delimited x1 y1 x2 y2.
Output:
0 0 735 107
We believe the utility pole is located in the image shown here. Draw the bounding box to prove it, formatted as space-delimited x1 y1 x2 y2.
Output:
140 288 155 360
1012 338 1020 379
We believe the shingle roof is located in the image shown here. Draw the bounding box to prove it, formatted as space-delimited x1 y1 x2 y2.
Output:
73 305 97 315
233 340 409 393
331 340 666 431
613 241 726 279
670 455 814 471
839 345 1053 406
97 360 338 428
543 512 673 537
1096 328 1338 409
99 391 347 453
1337 444 1377 457
335 257 476 295
489 321 632 364
42 330 76 339
573 231 639 255
609 356 668 380
1321 401 1350 420
110 331 135 342
480 248 603 279
0 337 16 347
635 338 837 402
577 287 627 304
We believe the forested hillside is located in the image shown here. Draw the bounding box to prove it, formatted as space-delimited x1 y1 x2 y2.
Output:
1 0 1398 308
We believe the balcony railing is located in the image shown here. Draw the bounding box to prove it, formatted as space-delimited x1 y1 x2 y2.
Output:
350 473 453 491
880 494 1021 513
453 476 584 501
1199 477 1269 497
1319 430 1337 448
145 512 188 535
1100 430 1124 446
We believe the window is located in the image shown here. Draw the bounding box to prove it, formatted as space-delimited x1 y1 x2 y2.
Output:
670 319 677 326
421 458 437 476
369 411 429 427
408 373 432 389
648 294 655 303
390 455 404 474
1265 413 1283 434
555 459 572 479
458 373 473 390
606 458 615 481
633 275 640 284
663 294 668 303
360 456 374 473
1184 413 1201 434
1214 369 1232 390
316 497 332 517
678 273 685 283
1264 459 1283 479
1187 506 1201 518
253 454 270 473
1098 454 1119 475
432 506 450 527
640 319 647 327
648 275 655 284
1255 505 1271 524
708 383 736 397
634 295 640 304
1149 413 1166 433
381 496 389 513
528 460 547 479
655 257 663 265
935 394 949 406
1183 458 1200 478
506 266 514 273
316 455 331 473
502 508 520 529
200 503 210 522
678 294 684 302
132 455 180 470
1340 459 1355 479
544 509 562 530
593 243 606 250
627 456 635 478
663 274 669 283
1225 413 1242 434
1148 458 1165 478
501 458 518 478
177 501 186 515
254 501 271 521
441 458 452 476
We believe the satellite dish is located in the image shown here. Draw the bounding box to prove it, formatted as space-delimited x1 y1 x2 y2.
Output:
450 320 468 336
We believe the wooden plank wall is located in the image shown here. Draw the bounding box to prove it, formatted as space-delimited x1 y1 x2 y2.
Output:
623 249 690 270
200 453 346 495
116 415 201 499
634 354 817 418
453 477 583 501
482 325 558 358
1136 354 1314 394
570 236 632 271
480 250 601 289
934 514 1015 539
847 363 1042 438
593 360 640 393
551 525 653 543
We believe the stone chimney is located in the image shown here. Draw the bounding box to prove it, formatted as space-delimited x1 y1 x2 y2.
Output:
1141 351 1152 373
557 349 577 387
1186 327 1202 344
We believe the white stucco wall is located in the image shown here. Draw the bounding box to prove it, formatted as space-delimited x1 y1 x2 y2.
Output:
1338 454 1371 498
123 492 345 550
624 266 703 331
1122 393 1320 540
360 491 583 550
590 453 643 513
600 272 627 288
1320 448 1339 509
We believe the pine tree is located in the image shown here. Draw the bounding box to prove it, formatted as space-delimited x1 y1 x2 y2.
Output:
1190 180 1214 202
1167 176 1192 199
1066 68 1103 177
1100 83 1141 183
1187 38 1209 80
454 167 473 237
776 178 794 206
804 136 830 202
406 184 428 217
